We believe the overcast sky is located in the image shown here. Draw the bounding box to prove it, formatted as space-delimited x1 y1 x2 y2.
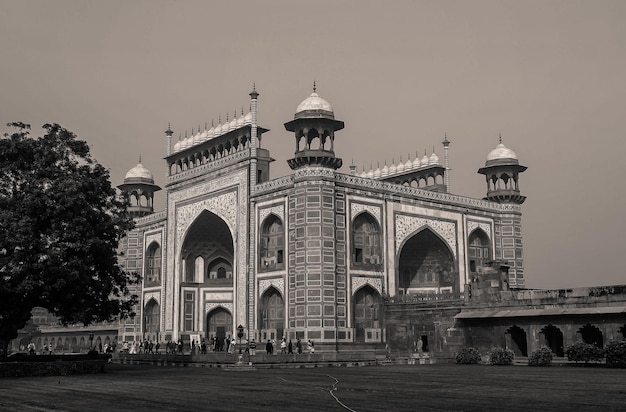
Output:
2 0 625 289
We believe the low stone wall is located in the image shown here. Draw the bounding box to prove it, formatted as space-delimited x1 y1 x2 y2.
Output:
0 359 107 378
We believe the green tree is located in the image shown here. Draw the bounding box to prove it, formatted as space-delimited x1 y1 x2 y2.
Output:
0 122 138 357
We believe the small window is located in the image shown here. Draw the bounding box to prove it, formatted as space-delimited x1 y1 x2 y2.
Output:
277 250 283 264
355 248 363 263
217 267 226 279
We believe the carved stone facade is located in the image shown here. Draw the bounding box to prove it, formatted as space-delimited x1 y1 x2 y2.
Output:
22 87 529 352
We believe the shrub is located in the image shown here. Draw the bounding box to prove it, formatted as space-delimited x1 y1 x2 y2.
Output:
455 347 482 364
489 347 515 365
605 340 626 368
566 341 604 364
528 345 553 366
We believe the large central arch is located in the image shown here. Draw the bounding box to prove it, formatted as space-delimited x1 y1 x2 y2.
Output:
397 228 456 295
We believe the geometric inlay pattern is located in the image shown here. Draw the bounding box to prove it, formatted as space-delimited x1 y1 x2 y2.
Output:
258 278 285 298
352 276 382 296
350 202 382 225
395 214 457 258
259 205 285 225
467 220 492 240
205 302 234 316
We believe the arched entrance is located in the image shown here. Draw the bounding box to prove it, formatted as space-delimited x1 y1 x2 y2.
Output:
144 299 160 342
398 228 456 295
181 210 234 285
206 308 232 349
579 323 603 348
259 287 284 341
353 285 382 343
506 325 528 356
541 324 564 357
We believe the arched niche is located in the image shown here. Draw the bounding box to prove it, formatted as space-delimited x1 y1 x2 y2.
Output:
259 214 285 272
259 287 285 342
353 285 382 343
352 212 383 270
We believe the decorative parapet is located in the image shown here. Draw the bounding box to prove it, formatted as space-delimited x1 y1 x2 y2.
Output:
335 173 520 213
166 149 251 186
136 210 167 226
255 175 294 195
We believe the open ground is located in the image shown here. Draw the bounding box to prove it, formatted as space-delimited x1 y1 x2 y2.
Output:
1 363 625 411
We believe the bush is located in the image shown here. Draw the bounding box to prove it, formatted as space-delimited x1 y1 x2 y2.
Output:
455 347 482 364
489 347 515 365
566 341 604 364
605 340 626 368
528 346 553 366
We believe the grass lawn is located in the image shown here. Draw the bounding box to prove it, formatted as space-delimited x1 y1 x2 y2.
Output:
1 363 625 411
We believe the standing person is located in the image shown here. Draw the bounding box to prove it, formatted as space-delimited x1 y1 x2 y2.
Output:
296 338 302 355
155 341 160 354
288 339 293 354
308 340 315 354
280 338 287 354
266 339 272 355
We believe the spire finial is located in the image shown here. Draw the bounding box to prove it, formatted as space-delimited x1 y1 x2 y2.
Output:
165 122 174 136
313 80 317 93
432 145 435 153
249 83 259 99
138 154 142 163
499 133 502 144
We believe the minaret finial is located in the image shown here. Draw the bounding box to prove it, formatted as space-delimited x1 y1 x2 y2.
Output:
138 154 142 163
499 133 502 144
249 83 259 99
313 80 317 93
165 122 174 136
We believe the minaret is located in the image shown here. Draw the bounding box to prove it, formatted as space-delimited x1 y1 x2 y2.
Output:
284 83 344 170
442 133 451 190
165 123 173 156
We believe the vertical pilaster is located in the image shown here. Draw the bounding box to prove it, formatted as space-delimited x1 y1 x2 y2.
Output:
442 133 450 191
247 86 259 339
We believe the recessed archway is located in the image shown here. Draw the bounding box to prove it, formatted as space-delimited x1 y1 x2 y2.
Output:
541 324 564 357
259 287 285 341
506 325 528 356
398 228 456 295
579 323 603 348
353 285 382 343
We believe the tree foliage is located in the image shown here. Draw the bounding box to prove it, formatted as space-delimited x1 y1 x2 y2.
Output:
0 123 138 356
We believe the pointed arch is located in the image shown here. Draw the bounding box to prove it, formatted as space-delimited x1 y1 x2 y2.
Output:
468 228 490 273
144 298 160 342
259 213 285 272
259 286 285 342
145 241 162 287
206 307 233 344
505 325 528 356
541 324 564 357
397 227 457 295
352 212 383 270
181 209 234 284
353 285 382 343
578 323 603 348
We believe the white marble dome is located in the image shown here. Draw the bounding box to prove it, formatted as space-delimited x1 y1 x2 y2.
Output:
124 162 154 183
487 143 518 161
296 92 333 114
